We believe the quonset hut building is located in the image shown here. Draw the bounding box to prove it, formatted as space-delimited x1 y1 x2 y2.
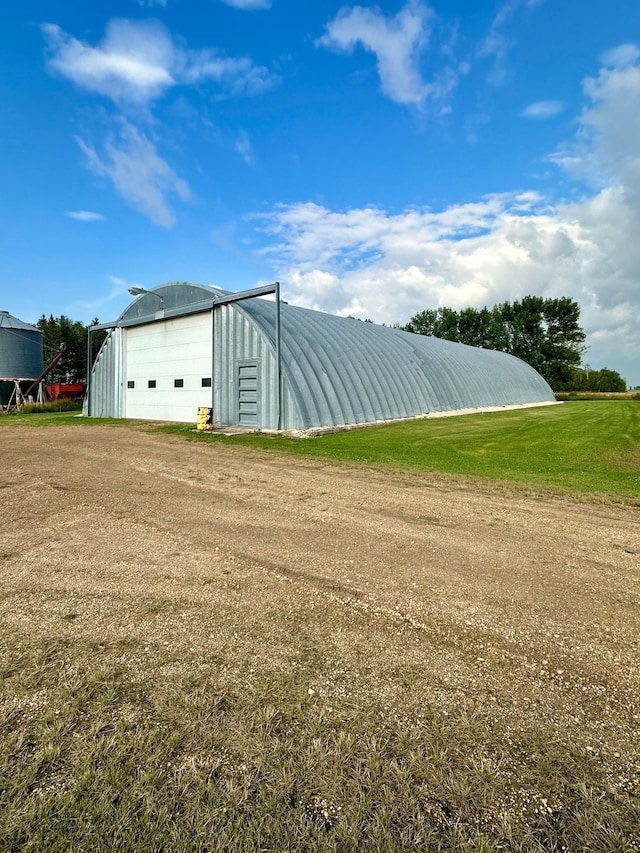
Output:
87 281 555 431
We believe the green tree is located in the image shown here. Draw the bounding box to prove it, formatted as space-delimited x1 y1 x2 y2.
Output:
404 308 439 337
540 297 586 387
557 366 626 392
36 315 95 383
457 306 494 348
403 296 587 389
499 296 547 376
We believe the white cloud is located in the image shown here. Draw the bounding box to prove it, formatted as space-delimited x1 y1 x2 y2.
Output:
257 195 569 317
317 0 454 107
580 62 640 198
254 46 640 382
521 100 565 120
601 43 640 69
180 53 276 97
477 0 540 85
77 121 191 228
42 18 278 106
219 0 271 8
552 53 640 198
136 0 167 6
235 130 255 165
66 210 106 221
68 275 144 320
43 17 278 227
42 20 175 104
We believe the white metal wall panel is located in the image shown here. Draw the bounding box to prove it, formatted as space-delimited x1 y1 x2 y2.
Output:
124 313 213 422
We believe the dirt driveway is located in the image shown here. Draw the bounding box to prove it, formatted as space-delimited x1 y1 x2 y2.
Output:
1 423 639 758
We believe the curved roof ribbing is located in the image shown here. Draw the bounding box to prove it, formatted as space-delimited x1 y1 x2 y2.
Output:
237 298 554 428
118 282 222 322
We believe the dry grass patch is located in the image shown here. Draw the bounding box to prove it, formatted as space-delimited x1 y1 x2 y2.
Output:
2 633 640 853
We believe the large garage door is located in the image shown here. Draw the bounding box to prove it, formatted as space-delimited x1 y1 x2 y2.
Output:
237 361 259 427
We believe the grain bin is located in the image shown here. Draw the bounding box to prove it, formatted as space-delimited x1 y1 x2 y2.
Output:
0 311 43 406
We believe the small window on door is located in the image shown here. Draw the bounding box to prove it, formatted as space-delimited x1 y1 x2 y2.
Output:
174 378 184 388
148 380 156 389
201 377 212 387
127 380 135 389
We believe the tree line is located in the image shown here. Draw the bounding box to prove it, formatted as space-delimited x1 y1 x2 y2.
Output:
560 366 627 393
403 295 625 391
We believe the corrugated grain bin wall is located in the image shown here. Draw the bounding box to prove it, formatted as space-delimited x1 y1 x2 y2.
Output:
0 311 43 380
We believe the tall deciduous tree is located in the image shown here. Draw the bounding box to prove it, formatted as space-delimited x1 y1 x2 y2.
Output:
540 297 587 387
403 296 586 388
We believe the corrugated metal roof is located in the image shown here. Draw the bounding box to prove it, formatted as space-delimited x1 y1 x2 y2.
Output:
237 298 555 428
118 282 222 323
0 311 42 333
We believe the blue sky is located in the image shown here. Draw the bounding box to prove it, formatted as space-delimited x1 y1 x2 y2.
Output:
1 0 639 384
